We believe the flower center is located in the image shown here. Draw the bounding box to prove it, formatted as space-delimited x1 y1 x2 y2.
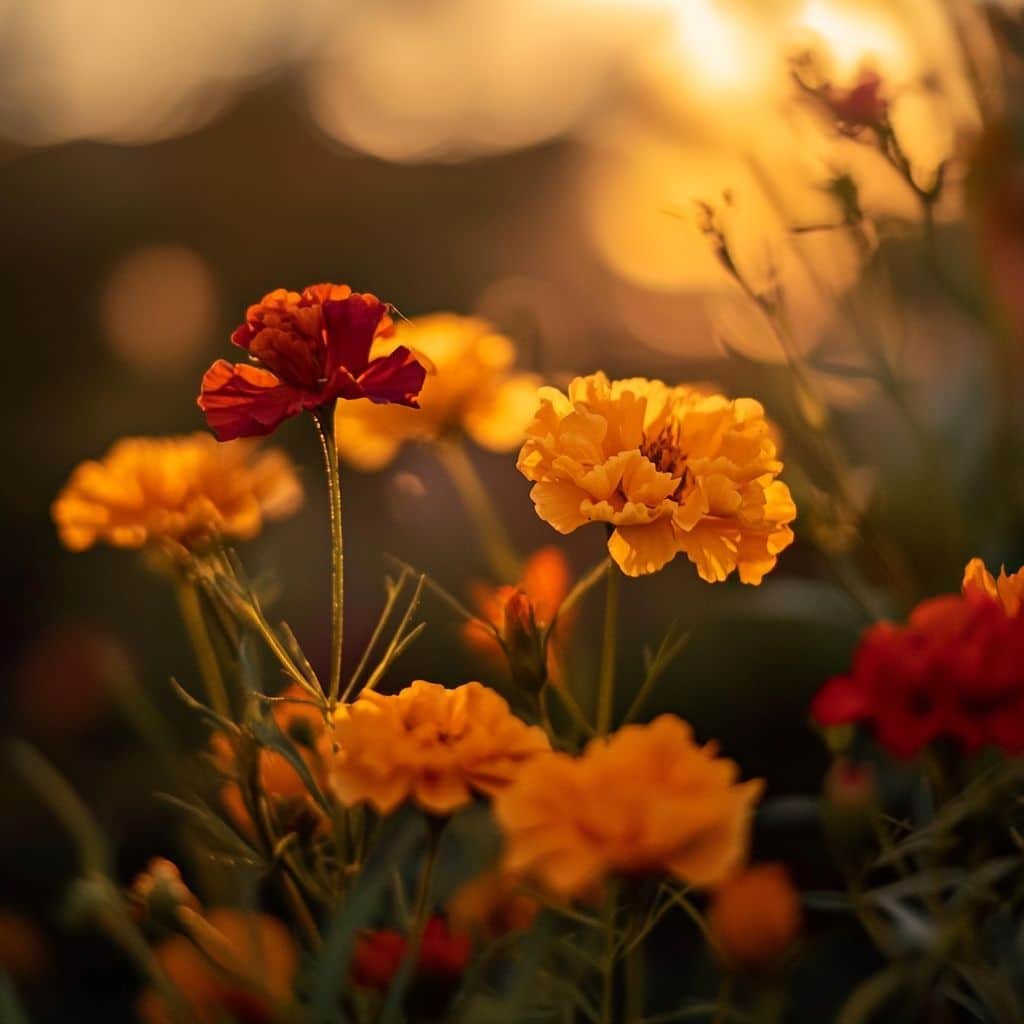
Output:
640 424 688 483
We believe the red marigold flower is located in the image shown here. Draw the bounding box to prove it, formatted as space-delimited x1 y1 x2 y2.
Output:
352 917 471 991
812 579 1024 759
198 284 427 441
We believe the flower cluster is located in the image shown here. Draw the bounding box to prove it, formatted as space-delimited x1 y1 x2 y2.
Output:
812 559 1024 757
516 373 796 580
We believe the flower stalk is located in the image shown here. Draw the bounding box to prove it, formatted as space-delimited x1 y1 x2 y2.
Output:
438 440 522 584
596 564 620 736
174 575 231 721
312 406 345 706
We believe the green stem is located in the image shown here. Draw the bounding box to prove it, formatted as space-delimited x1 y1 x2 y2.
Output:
596 566 620 736
600 881 620 1024
437 441 522 584
313 407 344 706
624 908 645 1022
175 576 231 720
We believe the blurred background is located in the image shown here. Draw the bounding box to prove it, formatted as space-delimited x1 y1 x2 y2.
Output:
2 0 1024 1018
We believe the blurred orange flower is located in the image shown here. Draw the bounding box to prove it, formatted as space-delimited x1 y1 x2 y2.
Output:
0 910 47 984
212 686 329 837
494 715 763 899
447 869 539 940
199 284 426 441
334 313 539 470
517 373 795 580
463 546 573 690
329 681 550 815
708 864 802 972
962 557 1024 617
137 909 297 1024
52 433 302 553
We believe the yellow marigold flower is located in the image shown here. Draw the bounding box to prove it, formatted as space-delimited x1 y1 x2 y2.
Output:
334 313 540 470
329 681 551 815
52 433 302 553
962 557 1024 616
516 373 796 580
708 864 802 972
494 715 763 899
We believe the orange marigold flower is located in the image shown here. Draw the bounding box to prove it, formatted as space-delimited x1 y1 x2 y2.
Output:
52 433 302 553
494 715 763 899
463 546 573 691
962 556 1024 616
199 284 427 441
137 909 297 1024
329 681 551 815
447 869 539 940
516 373 795 581
334 313 540 470
708 864 802 972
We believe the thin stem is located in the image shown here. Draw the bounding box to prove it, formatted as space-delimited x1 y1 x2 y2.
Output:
596 566 621 736
312 407 344 706
437 441 522 584
624 907 645 1022
175 576 232 720
600 881 620 1024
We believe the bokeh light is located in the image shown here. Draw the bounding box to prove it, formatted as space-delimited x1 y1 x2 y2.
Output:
100 244 218 375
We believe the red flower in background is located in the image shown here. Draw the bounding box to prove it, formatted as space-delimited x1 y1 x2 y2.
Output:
352 917 471 991
198 284 427 441
812 566 1024 758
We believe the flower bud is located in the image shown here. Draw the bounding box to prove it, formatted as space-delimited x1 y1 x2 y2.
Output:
708 864 802 973
129 858 200 929
500 588 550 695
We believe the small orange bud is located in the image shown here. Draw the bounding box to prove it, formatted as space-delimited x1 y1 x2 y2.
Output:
824 758 875 811
708 864 802 973
129 858 200 927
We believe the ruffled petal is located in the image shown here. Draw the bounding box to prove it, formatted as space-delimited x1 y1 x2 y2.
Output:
608 519 680 577
322 293 390 378
354 346 428 407
198 361 304 441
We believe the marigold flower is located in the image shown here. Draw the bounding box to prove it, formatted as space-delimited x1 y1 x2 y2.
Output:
812 562 1024 757
0 910 47 984
199 284 427 441
329 681 551 815
137 909 297 1024
352 917 471 991
462 546 573 691
516 373 795 581
494 715 763 899
334 313 540 470
708 864 802 972
52 433 302 553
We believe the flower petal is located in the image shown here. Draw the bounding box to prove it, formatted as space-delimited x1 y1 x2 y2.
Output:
322 293 390 378
354 347 428 407
607 518 679 577
198 361 305 441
